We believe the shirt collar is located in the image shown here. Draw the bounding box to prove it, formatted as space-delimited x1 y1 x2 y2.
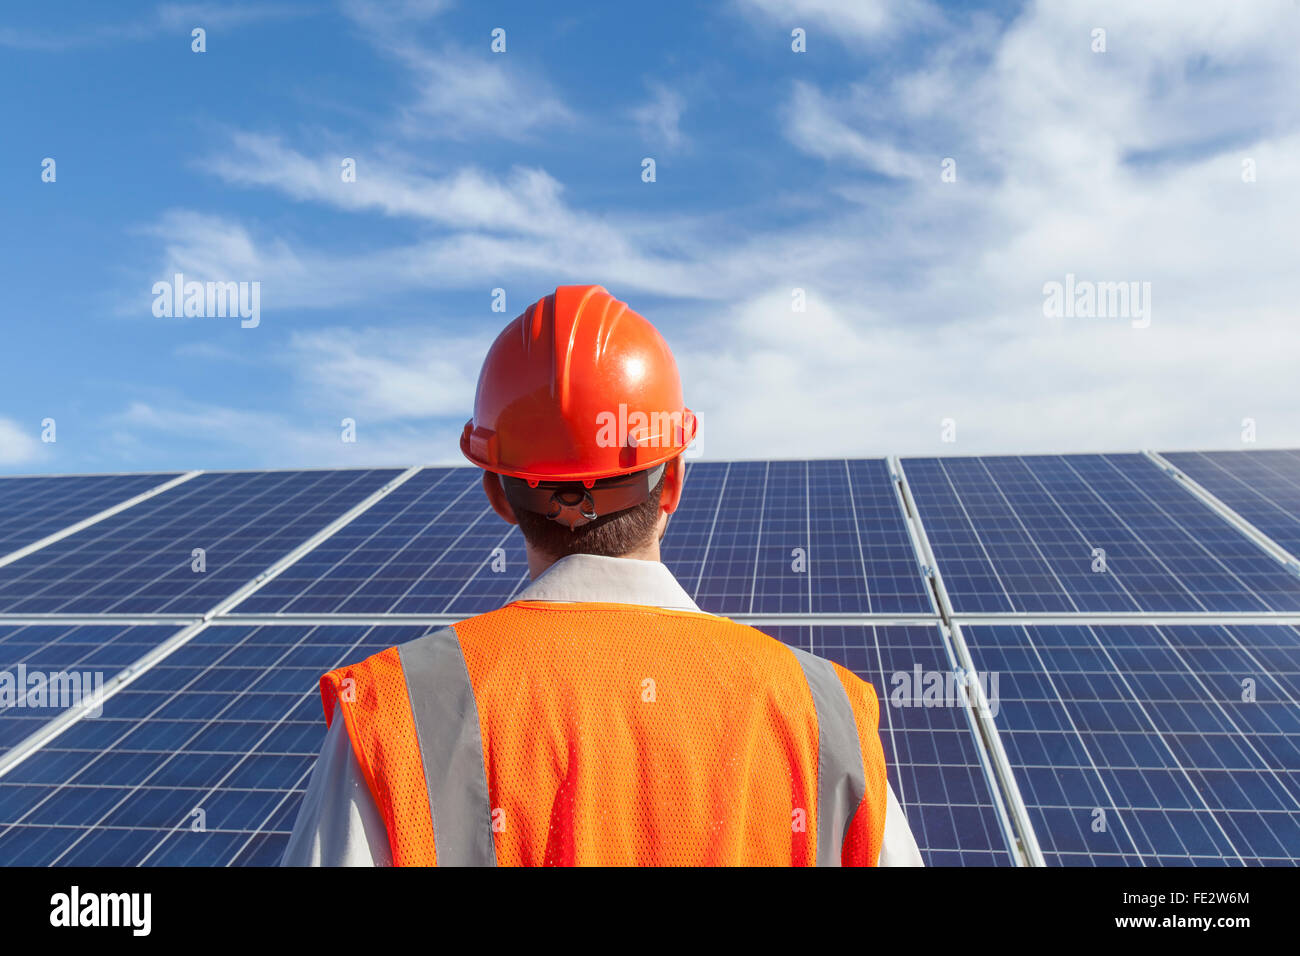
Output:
513 554 701 612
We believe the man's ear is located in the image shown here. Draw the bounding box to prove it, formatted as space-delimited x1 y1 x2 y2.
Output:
660 455 685 515
482 471 518 524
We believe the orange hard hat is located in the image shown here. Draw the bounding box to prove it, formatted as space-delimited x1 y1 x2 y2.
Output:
461 286 695 526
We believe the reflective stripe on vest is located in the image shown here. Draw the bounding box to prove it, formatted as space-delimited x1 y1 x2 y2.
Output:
320 603 887 866
788 646 866 867
398 628 497 866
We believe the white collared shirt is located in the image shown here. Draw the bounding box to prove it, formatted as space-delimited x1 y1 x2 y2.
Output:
282 554 925 866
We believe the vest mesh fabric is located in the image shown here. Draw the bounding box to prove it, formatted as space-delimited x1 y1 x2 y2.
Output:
319 602 890 866
321 647 437 866
453 601 822 865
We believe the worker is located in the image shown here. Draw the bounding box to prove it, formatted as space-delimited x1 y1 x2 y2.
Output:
282 284 923 866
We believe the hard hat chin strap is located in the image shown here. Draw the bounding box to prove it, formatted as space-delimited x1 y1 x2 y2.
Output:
500 464 667 530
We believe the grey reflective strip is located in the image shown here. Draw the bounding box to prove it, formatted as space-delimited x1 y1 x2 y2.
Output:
398 627 498 866
790 646 867 867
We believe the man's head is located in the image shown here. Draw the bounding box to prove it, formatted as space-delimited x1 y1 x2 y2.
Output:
461 285 695 575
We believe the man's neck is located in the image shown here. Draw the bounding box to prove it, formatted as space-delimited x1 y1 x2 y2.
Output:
526 541 661 580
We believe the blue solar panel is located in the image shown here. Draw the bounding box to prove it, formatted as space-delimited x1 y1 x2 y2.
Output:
0 469 400 615
1164 450 1300 562
0 473 177 556
0 623 181 753
231 460 931 617
961 623 1300 865
0 623 422 865
764 624 1014 865
902 454 1300 613
231 468 531 616
664 459 931 615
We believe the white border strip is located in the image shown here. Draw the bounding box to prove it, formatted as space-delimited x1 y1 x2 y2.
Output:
202 612 944 628
0 471 203 570
893 455 1047 867
953 612 1300 627
1144 450 1300 576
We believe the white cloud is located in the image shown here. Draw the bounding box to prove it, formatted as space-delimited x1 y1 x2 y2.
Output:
0 3 302 50
783 81 924 178
127 0 1300 464
342 1 573 142
0 418 43 466
287 327 486 422
633 83 687 151
734 0 941 43
116 400 461 468
686 0 1300 455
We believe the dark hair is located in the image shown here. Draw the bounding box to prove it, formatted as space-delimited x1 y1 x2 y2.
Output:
510 470 667 559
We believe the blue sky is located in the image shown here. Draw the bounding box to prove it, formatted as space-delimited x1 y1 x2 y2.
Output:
2 0 1298 474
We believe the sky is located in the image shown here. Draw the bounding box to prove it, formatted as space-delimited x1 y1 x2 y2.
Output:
1 0 1297 475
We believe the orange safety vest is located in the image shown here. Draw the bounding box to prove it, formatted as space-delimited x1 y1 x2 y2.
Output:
320 601 888 866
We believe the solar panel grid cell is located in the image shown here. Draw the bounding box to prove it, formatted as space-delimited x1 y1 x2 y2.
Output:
0 469 400 615
0 623 181 753
0 473 178 557
1164 450 1300 566
0 623 422 866
903 454 1300 614
961 623 1300 865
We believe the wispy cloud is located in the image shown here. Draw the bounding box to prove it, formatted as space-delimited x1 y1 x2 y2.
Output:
733 0 942 43
0 418 44 466
114 399 459 468
0 3 304 51
782 80 924 178
343 0 574 141
633 82 687 151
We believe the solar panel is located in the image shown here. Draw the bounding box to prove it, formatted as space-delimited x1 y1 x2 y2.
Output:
229 460 931 618
1 451 1298 868
0 622 422 865
1163 450 1300 563
662 459 931 615
230 468 530 616
960 623 1300 865
0 623 181 754
765 624 1015 865
902 454 1300 613
0 473 178 557
0 469 400 615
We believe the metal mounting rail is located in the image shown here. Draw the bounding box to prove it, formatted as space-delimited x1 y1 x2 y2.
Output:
205 611 945 628
892 455 1047 867
0 614 201 627
952 612 1300 627
1144 450 1300 577
0 471 203 570
0 466 425 780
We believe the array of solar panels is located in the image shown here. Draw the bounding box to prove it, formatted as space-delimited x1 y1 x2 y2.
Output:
0 450 1296 867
